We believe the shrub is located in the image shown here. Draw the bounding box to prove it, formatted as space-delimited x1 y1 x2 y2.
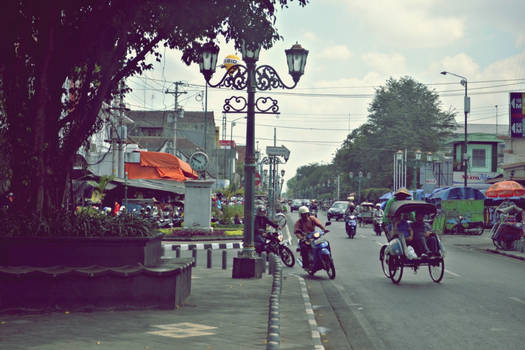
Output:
0 207 158 238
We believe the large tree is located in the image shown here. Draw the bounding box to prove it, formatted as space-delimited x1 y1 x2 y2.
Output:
334 76 456 188
0 0 307 218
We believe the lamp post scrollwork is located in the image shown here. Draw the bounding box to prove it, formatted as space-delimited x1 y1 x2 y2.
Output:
198 40 308 278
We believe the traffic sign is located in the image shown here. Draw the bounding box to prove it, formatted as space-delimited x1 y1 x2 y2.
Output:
510 92 525 138
266 145 290 161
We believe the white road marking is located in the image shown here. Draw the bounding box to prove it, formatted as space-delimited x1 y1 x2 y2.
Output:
147 322 217 338
296 275 325 350
445 269 461 277
509 297 525 305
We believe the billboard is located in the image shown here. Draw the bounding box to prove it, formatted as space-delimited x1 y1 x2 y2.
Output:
510 92 525 138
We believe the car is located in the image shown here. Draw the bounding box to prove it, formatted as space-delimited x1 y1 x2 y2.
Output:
290 199 302 212
327 201 349 221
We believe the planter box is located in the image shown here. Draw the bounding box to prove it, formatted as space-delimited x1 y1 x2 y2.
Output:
0 258 193 311
0 235 163 267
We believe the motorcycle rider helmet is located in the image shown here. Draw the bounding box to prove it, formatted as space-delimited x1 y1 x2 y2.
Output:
256 205 267 216
298 206 310 214
376 203 381 208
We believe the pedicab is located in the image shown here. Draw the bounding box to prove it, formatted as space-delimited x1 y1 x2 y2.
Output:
379 200 445 284
359 202 375 226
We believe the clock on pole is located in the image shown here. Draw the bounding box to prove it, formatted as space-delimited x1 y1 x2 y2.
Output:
189 151 209 172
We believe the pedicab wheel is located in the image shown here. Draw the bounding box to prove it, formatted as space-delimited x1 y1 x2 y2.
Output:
492 238 505 250
388 256 403 284
279 245 295 267
429 257 445 283
379 245 391 278
322 255 336 280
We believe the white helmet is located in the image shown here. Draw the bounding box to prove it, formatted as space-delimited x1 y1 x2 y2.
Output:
298 206 310 214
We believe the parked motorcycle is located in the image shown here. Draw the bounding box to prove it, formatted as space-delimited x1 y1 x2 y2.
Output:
345 214 357 238
296 223 335 279
263 229 295 267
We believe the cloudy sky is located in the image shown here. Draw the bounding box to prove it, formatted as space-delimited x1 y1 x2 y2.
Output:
125 0 525 189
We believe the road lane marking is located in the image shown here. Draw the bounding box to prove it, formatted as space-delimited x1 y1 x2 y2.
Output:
445 269 461 277
509 297 525 305
296 275 325 350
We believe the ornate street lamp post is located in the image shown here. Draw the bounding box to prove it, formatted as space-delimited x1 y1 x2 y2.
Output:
199 41 308 278
413 149 422 190
441 71 469 188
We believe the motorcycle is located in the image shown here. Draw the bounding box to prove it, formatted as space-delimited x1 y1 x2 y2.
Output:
262 229 295 267
345 213 357 238
296 223 336 279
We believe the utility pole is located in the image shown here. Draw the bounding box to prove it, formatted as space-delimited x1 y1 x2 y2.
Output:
495 105 498 135
165 81 187 157
118 81 125 178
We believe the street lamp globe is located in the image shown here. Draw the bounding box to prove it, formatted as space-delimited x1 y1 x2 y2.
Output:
415 149 422 161
240 40 261 62
285 42 309 83
199 45 220 82
427 152 433 162
396 150 403 161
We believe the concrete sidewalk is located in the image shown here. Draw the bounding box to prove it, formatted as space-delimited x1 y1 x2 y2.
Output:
442 232 525 261
0 265 317 350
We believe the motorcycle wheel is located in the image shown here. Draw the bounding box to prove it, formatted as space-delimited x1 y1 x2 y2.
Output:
279 245 295 267
322 254 336 280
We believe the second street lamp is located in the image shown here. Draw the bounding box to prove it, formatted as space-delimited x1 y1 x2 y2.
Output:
441 71 469 188
199 40 308 279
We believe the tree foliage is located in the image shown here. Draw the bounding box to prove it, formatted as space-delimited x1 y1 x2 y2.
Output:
288 77 456 198
0 0 308 219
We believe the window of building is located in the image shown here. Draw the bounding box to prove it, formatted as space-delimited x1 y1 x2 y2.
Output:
472 149 486 168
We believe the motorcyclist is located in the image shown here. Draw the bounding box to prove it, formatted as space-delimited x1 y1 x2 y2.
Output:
254 205 278 254
310 199 319 217
294 206 327 268
373 203 384 234
344 202 356 217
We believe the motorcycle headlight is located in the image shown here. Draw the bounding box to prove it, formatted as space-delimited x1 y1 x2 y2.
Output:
313 232 320 239
277 235 283 242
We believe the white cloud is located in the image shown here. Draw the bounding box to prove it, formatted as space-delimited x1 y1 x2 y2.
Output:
439 53 480 79
318 45 352 60
361 52 406 75
344 0 464 48
304 31 317 41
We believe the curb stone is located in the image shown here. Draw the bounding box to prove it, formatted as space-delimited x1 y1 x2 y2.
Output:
164 242 243 251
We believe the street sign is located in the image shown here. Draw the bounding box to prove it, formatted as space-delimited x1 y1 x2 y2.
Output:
266 145 290 161
510 92 525 138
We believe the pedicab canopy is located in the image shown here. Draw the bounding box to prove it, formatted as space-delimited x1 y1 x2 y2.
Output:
386 200 437 220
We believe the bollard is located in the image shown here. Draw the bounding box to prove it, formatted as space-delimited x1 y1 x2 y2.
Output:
222 250 227 269
175 247 181 258
207 248 212 268
192 248 197 267
261 252 267 273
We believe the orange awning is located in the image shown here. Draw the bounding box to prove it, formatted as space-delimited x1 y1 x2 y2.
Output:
125 151 198 182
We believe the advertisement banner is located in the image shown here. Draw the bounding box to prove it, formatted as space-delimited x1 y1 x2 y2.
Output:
510 92 525 138
433 199 485 234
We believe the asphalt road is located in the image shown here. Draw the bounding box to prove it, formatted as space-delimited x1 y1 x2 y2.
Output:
287 211 525 350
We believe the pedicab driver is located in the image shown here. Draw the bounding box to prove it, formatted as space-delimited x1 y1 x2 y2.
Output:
294 206 328 268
